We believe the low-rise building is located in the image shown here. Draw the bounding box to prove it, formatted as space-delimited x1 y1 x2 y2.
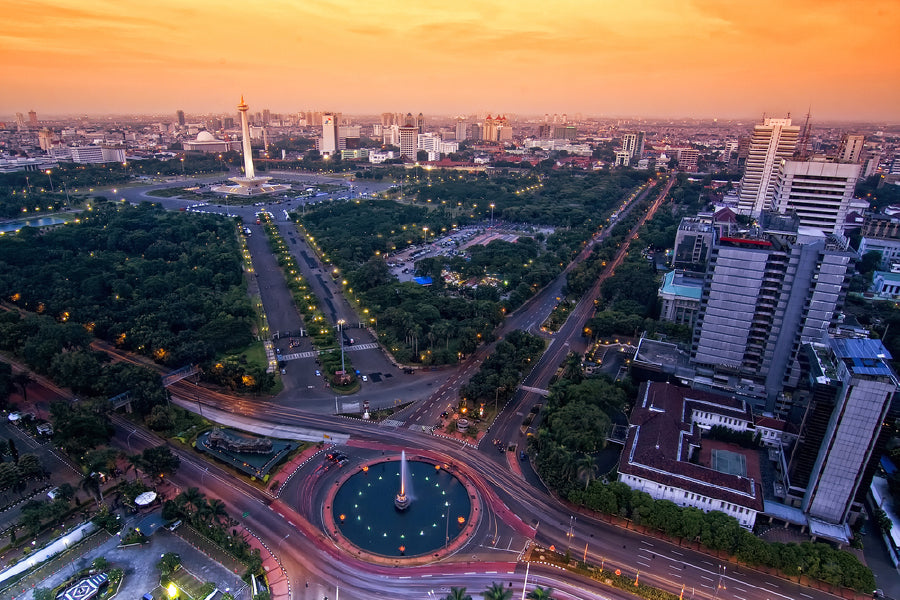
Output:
618 382 765 529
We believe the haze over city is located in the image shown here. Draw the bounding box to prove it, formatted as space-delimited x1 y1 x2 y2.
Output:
3 0 900 121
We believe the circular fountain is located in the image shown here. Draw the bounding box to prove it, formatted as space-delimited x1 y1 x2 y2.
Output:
327 453 475 560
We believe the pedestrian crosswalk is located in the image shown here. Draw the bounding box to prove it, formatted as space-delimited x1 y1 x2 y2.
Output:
279 342 380 362
380 419 405 428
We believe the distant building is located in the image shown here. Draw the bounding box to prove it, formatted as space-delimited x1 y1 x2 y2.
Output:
176 110 186 126
772 159 861 235
69 145 126 164
455 117 467 141
416 112 425 134
737 117 800 216
614 150 630 167
836 134 865 163
28 110 37 128
338 125 360 150
399 116 418 160
182 131 240 153
38 128 54 152
676 148 699 172
320 113 339 155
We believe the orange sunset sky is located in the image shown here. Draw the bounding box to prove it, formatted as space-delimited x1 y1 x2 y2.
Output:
2 0 899 121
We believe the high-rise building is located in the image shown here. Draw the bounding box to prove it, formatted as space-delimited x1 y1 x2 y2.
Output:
792 338 897 535
691 213 855 408
321 113 339 155
338 125 360 150
28 110 37 128
482 115 498 142
737 117 800 216
622 133 637 157
15 113 25 131
836 134 865 163
455 118 467 141
38 128 54 152
416 112 425 134
399 114 418 160
176 110 186 126
676 148 699 172
772 159 861 235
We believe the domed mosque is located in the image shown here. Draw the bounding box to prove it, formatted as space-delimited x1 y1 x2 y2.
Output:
183 130 240 153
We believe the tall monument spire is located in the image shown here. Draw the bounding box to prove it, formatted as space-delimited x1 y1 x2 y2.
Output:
237 95 255 179
211 96 289 196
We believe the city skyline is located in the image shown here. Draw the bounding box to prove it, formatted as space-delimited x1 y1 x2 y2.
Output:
3 0 900 121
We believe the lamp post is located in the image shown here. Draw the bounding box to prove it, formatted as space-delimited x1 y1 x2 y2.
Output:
45 170 54 192
490 203 495 228
338 319 346 375
444 501 451 548
422 226 429 245
180 157 185 179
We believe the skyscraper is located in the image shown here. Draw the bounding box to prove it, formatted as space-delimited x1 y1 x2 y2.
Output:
176 110 186 126
737 117 800 216
772 159 861 235
398 125 418 160
416 112 425 134
796 338 896 533
28 110 37 128
321 113 339 155
691 213 855 408
455 117 467 141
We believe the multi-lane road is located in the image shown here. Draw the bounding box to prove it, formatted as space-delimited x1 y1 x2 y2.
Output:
103 173 851 600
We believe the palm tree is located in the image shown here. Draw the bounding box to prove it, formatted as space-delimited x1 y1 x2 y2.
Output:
441 587 472 600
526 586 554 600
203 498 229 526
179 487 206 521
483 582 513 600
576 455 599 490
80 471 104 505
11 372 35 404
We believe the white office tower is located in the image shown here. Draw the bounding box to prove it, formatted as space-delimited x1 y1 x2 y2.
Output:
321 113 338 155
737 117 800 216
837 134 865 163
772 159 861 235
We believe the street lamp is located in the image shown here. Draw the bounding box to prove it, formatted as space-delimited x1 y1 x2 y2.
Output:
422 226 429 245
45 170 54 192
338 319 346 375
180 157 185 179
490 203 495 228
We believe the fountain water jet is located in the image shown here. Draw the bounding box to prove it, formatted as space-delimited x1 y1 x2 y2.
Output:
394 450 411 510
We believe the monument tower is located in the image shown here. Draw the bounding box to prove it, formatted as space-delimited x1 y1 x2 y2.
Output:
212 96 289 196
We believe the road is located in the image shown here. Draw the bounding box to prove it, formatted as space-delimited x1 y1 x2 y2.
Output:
85 174 849 600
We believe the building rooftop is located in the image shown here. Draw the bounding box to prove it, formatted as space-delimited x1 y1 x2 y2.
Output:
660 270 703 300
619 382 765 512
829 337 895 378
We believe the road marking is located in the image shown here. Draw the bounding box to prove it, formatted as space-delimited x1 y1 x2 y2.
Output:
399 576 410 579
763 582 779 588
670 550 683 556
799 594 812 598
701 560 714 566
735 596 747 600
734 587 748 592
637 561 651 568
640 540 653 546
668 572 682 578
700 576 713 582
421 574 431 578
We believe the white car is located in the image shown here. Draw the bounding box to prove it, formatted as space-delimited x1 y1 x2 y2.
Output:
361 375 368 382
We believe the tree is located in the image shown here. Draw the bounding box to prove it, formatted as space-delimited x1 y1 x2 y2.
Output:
156 552 181 578
11 371 35 403
575 455 599 490
442 588 472 600
526 586 554 600
138 445 181 481
80 470 104 506
483 582 513 600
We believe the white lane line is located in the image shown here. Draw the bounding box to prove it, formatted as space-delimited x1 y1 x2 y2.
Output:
700 576 713 582
641 540 654 546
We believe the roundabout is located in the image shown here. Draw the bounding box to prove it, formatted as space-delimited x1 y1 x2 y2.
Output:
322 452 480 565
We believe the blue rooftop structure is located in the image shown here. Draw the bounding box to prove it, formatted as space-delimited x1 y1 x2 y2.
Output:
828 337 894 377
660 270 703 300
413 276 433 286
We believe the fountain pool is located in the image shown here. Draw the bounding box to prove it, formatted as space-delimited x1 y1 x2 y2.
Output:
330 458 472 558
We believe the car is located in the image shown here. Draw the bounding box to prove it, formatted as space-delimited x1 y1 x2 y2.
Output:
361 375 368 382
520 451 527 460
315 370 321 377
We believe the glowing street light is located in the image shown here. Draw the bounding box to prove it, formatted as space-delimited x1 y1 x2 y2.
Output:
490 203 495 228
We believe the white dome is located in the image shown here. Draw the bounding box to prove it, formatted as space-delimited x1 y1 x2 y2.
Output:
196 131 216 142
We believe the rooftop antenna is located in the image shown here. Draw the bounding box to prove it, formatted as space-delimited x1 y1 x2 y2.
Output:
796 107 812 159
